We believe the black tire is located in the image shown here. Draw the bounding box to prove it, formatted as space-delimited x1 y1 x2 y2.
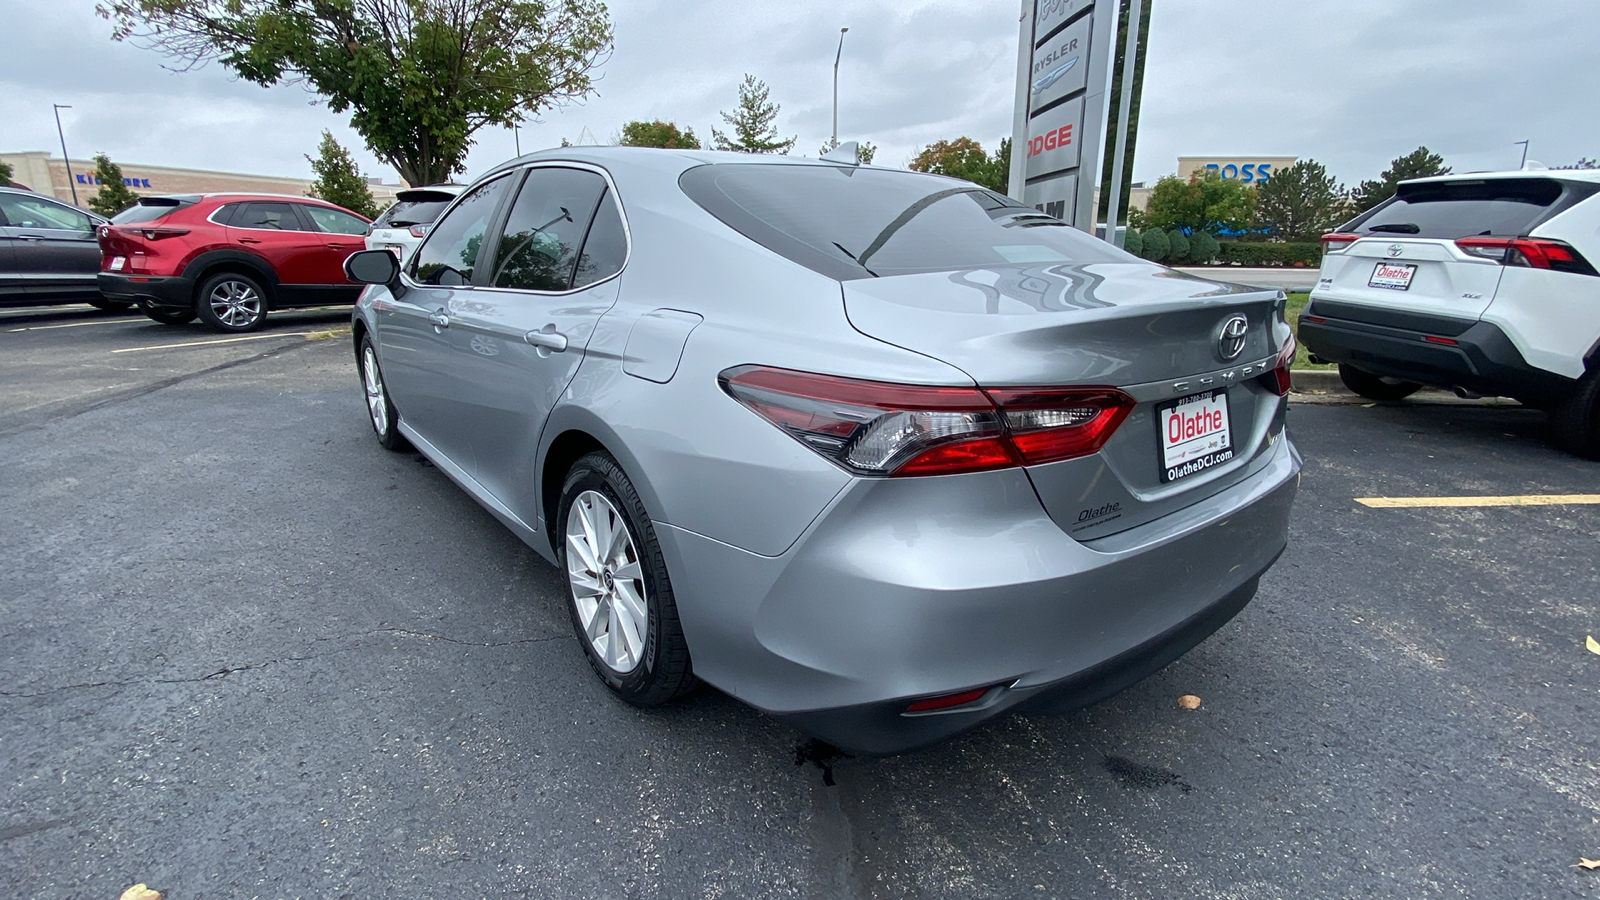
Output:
557 452 696 707
1338 363 1423 401
194 272 269 333
143 306 196 325
1551 368 1600 460
87 297 133 313
357 336 408 451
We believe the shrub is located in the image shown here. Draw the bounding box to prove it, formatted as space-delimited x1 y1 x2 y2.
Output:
1187 230 1220 264
1139 227 1169 262
1167 229 1190 263
1121 227 1142 257
1215 241 1322 267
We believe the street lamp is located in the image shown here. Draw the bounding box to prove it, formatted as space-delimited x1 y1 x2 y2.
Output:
53 104 77 205
832 27 848 150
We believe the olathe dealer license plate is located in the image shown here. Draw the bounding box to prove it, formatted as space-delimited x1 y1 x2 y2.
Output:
1158 390 1234 483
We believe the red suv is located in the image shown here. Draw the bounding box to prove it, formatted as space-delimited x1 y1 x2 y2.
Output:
97 193 372 332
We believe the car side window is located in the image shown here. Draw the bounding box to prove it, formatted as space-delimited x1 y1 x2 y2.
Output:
410 175 513 287
232 202 307 231
0 195 92 232
573 190 627 289
489 168 607 292
301 204 370 235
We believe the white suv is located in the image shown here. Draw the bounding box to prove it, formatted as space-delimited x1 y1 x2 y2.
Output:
364 184 463 263
1300 169 1600 458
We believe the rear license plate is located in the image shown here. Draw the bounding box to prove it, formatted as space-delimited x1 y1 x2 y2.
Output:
1369 262 1416 291
383 244 405 256
108 256 125 271
1158 391 1234 483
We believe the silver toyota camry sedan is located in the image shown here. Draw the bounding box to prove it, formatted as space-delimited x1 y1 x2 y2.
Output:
344 147 1301 755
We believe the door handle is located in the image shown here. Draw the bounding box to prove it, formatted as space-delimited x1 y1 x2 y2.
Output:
524 326 569 352
237 237 262 244
18 234 45 241
326 242 346 249
429 310 450 329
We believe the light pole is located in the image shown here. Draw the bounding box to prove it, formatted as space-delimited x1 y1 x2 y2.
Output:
1514 140 1529 168
53 104 77 205
831 27 848 149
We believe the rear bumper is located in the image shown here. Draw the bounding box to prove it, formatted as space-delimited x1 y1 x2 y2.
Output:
1299 302 1576 404
98 272 193 310
656 433 1300 756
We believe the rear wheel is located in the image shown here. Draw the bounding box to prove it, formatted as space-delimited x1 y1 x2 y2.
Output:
143 306 196 325
195 272 269 333
87 297 132 313
558 452 696 707
1338 363 1423 401
1551 369 1600 460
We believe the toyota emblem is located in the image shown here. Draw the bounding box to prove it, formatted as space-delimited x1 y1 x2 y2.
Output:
1387 244 1404 258
1217 314 1248 361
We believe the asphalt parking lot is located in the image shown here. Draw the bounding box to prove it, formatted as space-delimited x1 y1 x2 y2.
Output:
3 304 1598 899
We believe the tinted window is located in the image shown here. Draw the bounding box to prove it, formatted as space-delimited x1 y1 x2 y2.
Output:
112 197 197 225
1350 178 1577 239
374 198 453 228
231 202 308 231
302 204 370 235
680 164 1128 280
410 175 512 286
489 168 606 291
0 194 92 232
574 190 627 288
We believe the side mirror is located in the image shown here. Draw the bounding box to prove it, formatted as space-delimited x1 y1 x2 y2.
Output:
344 248 402 290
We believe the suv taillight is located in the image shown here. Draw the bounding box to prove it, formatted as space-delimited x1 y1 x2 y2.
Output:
1320 233 1360 254
720 366 1134 477
1454 237 1597 275
408 224 430 238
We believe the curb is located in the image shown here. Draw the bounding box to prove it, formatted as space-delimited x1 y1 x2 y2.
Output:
1290 369 1343 393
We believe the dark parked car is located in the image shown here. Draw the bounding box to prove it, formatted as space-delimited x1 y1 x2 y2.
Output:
0 186 118 310
97 193 372 332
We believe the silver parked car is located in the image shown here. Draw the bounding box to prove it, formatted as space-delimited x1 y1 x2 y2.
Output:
345 147 1301 755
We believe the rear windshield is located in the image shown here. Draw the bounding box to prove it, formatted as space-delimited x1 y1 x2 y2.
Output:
1348 178 1589 239
112 198 193 225
373 198 453 228
680 164 1129 280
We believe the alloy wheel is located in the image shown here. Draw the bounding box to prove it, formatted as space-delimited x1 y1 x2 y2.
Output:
565 489 648 673
362 346 388 436
208 279 263 328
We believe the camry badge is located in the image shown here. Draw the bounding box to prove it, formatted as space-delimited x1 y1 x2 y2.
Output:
1217 314 1248 361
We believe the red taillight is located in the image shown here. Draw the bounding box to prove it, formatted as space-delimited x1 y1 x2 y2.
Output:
1301 315 1325 324
1321 232 1360 253
1454 237 1597 275
719 366 1134 477
904 687 990 713
136 227 190 241
1261 332 1295 397
1422 335 1457 345
409 224 429 238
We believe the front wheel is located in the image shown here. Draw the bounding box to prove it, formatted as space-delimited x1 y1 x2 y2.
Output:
1338 363 1423 401
1551 369 1600 460
558 452 696 707
195 272 269 333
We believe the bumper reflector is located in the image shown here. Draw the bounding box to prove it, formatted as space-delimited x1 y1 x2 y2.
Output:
904 687 991 714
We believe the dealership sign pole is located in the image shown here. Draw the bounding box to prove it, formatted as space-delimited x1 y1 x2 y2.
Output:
1008 0 1117 233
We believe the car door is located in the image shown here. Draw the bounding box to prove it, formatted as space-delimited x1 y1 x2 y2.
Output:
224 201 324 291
0 193 102 302
0 201 20 305
376 173 517 468
445 165 626 520
296 203 371 289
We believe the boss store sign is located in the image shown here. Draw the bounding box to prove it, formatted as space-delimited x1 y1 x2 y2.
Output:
1010 0 1116 229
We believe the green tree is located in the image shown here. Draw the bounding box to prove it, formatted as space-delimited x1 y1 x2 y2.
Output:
1143 171 1255 235
1350 146 1450 214
306 131 378 218
619 120 700 149
0 160 12 186
86 153 140 217
713 74 795 154
908 137 1009 193
1556 157 1598 170
1166 229 1190 262
98 0 613 187
1254 159 1347 241
1187 230 1219 264
1120 227 1142 257
1139 226 1169 262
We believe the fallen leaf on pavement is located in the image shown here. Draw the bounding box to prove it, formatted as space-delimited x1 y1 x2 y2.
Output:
1586 635 1600 655
119 885 161 900
1177 694 1201 710
1575 858 1600 870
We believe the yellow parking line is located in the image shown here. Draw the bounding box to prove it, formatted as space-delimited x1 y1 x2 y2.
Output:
1356 494 1600 508
112 332 316 353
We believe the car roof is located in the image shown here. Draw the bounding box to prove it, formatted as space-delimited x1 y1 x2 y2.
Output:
483 145 878 182
1404 168 1600 187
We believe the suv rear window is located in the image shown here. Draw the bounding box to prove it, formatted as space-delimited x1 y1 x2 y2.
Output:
112 197 197 225
373 198 454 228
1348 178 1592 239
680 164 1128 280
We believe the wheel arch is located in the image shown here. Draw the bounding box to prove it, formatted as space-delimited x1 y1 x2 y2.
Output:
538 407 665 558
182 250 279 306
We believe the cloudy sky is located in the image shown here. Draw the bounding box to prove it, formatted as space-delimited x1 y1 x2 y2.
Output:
2 0 1596 189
